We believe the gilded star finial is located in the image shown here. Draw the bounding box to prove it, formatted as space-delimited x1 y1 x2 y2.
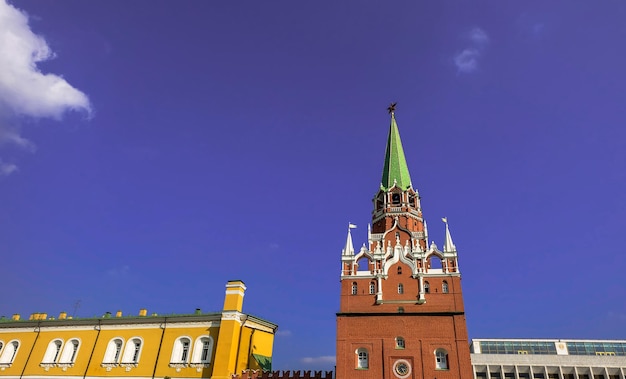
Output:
387 102 397 114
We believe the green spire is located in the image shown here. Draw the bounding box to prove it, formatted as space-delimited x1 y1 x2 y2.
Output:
381 111 412 191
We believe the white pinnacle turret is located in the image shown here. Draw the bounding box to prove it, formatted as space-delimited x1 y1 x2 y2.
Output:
342 223 357 256
442 217 456 253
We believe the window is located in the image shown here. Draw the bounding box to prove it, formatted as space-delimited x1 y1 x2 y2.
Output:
132 341 141 362
202 341 210 361
0 341 19 365
121 337 142 364
369 282 375 295
103 338 124 364
71 341 79 362
392 193 400 204
398 283 404 294
114 340 122 362
191 336 213 364
424 281 430 293
351 282 357 295
396 337 405 349
435 349 448 370
171 337 191 364
59 339 80 364
356 348 368 369
181 340 190 362
397 266 402 275
43 339 63 363
442 281 449 293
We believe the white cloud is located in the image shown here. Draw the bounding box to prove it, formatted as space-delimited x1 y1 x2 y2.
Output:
300 356 336 364
276 329 292 337
454 27 489 74
106 265 130 277
454 48 480 73
469 27 489 46
0 159 17 176
0 0 91 174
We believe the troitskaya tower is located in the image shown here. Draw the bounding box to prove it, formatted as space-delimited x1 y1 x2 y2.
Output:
335 105 473 379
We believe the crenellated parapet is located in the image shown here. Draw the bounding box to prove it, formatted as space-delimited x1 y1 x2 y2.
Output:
232 370 334 379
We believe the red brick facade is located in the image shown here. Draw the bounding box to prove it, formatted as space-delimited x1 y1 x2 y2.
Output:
335 110 473 379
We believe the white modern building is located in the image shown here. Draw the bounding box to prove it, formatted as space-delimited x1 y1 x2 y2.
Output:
471 339 626 379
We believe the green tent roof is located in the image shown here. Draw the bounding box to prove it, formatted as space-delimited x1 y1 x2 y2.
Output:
252 354 272 371
381 113 412 190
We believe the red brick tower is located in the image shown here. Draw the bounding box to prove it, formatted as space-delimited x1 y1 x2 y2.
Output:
336 105 473 379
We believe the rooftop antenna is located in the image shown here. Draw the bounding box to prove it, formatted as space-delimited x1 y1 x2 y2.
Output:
73 300 81 318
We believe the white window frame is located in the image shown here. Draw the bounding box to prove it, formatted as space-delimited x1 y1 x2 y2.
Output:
424 281 430 293
59 339 80 364
351 282 357 295
0 340 19 366
102 338 124 364
121 338 142 365
356 348 368 369
369 282 375 294
396 337 405 349
170 337 192 365
398 283 404 294
435 349 448 370
191 336 213 365
42 339 63 364
442 281 449 293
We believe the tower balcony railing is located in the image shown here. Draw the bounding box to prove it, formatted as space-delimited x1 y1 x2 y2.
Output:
372 207 422 219
370 231 425 241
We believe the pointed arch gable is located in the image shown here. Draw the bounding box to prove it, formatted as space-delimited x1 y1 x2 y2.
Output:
382 253 415 277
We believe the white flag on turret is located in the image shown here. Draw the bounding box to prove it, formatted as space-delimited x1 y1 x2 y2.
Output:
348 223 357 229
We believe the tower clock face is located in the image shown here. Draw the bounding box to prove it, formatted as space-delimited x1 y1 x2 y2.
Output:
393 359 411 378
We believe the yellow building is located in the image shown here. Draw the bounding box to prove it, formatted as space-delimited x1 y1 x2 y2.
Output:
0 280 276 379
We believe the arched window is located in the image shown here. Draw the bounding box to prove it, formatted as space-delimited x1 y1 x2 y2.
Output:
42 339 63 363
103 338 124 364
369 282 375 294
191 336 213 364
351 282 357 295
396 337 405 349
59 339 80 363
398 283 404 294
356 348 368 369
171 337 191 363
397 266 402 275
442 281 449 293
435 349 448 370
0 341 19 364
392 193 401 205
424 281 430 293
121 338 142 364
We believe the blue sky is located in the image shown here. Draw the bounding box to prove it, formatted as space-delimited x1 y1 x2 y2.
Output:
1 0 626 371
